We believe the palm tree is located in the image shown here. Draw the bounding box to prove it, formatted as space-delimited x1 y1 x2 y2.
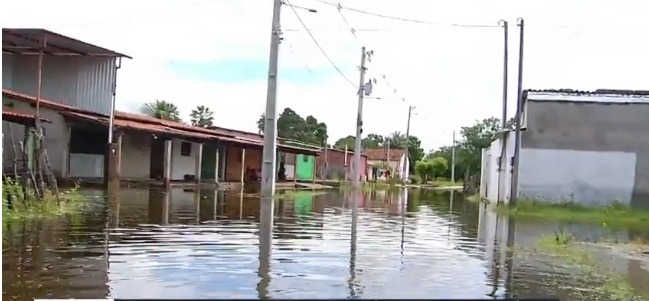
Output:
190 105 215 127
141 100 182 122
388 131 406 148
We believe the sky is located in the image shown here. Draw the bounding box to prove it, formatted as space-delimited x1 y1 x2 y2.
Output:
3 0 648 151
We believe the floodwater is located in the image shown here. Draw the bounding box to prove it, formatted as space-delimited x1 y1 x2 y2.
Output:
3 187 649 300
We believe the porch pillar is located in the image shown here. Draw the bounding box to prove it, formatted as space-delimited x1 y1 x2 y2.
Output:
195 142 203 184
240 147 246 186
214 146 220 184
293 156 297 185
104 131 122 189
163 139 173 188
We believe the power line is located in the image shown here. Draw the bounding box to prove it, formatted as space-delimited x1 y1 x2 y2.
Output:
285 42 314 73
284 0 358 89
308 0 499 28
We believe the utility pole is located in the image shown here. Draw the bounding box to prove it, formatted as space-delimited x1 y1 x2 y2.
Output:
402 105 413 181
451 130 456 184
511 18 525 205
260 0 283 200
352 47 367 189
496 20 509 205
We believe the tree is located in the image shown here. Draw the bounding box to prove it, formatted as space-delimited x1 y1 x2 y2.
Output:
190 105 214 127
256 108 329 146
414 157 448 181
333 133 385 149
142 100 181 122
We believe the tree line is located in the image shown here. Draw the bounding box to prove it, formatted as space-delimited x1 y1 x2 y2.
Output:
141 100 216 128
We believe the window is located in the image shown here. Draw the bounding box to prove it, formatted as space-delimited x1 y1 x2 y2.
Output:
180 142 192 156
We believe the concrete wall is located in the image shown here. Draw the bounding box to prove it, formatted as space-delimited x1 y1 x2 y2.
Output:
2 97 70 178
316 149 367 180
520 100 649 207
120 132 152 179
170 139 201 181
224 145 262 182
481 132 515 204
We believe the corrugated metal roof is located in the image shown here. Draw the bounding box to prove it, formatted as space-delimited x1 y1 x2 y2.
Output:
2 28 131 58
525 89 649 105
2 108 51 125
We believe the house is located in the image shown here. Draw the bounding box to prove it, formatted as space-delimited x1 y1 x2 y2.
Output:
315 147 368 181
2 28 320 186
363 148 408 181
481 89 649 208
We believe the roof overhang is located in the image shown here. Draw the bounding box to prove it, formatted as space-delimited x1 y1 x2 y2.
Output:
2 28 131 58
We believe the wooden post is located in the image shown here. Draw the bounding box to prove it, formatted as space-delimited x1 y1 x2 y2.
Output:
240 147 246 186
195 143 203 184
116 132 123 175
163 139 173 189
214 146 220 184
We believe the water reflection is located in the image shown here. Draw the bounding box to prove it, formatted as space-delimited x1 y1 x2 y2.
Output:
2 187 648 300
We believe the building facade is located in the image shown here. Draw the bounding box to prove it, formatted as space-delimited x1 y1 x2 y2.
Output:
315 147 368 181
363 148 408 181
481 89 649 208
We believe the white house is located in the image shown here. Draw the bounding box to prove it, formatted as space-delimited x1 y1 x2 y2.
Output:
363 148 409 181
481 89 649 208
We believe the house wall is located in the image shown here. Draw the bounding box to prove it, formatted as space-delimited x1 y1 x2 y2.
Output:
2 54 117 116
2 97 70 178
169 139 202 181
316 149 367 180
224 145 262 182
120 131 152 179
367 158 401 180
519 100 649 207
481 133 515 204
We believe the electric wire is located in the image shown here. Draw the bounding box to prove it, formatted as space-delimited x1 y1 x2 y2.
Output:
309 0 500 28
284 0 358 89
286 42 315 73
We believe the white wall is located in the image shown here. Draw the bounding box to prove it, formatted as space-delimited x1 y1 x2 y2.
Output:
481 132 515 204
518 148 637 205
170 139 200 180
120 132 152 179
2 97 70 178
285 163 296 180
69 153 103 178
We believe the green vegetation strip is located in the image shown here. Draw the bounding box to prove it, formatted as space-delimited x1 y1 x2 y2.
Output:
536 231 646 301
2 179 86 221
496 200 649 230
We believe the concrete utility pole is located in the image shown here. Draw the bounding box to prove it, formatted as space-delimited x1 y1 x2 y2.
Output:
352 46 368 189
402 105 413 181
260 0 283 200
451 130 456 184
496 20 509 205
511 17 525 205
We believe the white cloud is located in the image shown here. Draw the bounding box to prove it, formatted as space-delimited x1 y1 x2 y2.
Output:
3 0 648 151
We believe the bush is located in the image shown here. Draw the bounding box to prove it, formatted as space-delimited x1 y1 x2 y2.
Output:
410 174 422 184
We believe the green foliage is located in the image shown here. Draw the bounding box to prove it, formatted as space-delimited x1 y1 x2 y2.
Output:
257 108 328 146
414 157 448 181
190 105 214 127
142 100 182 122
333 133 384 149
410 174 422 184
2 178 85 221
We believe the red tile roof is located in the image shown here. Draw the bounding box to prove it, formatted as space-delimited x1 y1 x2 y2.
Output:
363 148 407 161
2 108 51 125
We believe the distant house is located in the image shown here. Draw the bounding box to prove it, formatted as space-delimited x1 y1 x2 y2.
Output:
363 148 408 181
2 28 319 185
481 89 649 208
315 147 367 181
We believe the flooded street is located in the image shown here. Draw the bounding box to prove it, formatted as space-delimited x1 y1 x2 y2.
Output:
3 188 649 300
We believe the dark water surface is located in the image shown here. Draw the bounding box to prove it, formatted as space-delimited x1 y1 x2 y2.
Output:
3 188 648 300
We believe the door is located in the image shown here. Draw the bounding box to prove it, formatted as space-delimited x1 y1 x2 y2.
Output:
296 154 315 181
150 138 166 179
201 143 218 180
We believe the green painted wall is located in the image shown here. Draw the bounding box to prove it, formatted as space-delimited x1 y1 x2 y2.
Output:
295 154 315 181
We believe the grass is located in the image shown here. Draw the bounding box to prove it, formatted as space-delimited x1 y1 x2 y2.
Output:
495 199 649 230
535 230 646 301
2 178 87 221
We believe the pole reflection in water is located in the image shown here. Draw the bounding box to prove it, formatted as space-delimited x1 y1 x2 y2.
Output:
348 188 359 298
400 188 408 270
448 190 454 243
239 189 244 220
194 189 201 224
257 195 274 299
162 191 170 225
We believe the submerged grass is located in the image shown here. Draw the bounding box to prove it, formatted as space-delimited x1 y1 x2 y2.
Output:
536 230 647 301
2 178 86 222
273 189 325 200
496 199 649 230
